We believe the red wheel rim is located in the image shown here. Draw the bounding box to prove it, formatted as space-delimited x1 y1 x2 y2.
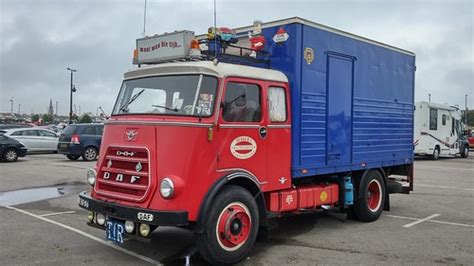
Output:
216 202 252 251
367 179 382 212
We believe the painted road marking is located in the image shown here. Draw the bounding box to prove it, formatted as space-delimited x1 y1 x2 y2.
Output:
385 214 474 228
53 163 92 170
416 183 474 192
39 210 75 217
402 214 441 228
2 205 160 265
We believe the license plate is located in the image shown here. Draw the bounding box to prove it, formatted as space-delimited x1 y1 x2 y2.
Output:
60 143 68 148
106 219 125 244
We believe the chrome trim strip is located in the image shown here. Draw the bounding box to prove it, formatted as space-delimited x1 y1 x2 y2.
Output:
94 145 151 202
268 124 291 129
219 124 260 129
105 120 213 128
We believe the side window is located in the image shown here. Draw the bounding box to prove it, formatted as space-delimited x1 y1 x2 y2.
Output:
11 131 24 136
267 87 287 122
223 82 261 122
97 126 104 135
25 130 39 136
39 130 56 137
429 108 438 130
82 127 95 135
442 114 447 126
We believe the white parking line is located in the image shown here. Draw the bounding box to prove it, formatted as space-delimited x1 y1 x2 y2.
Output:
39 210 75 217
2 205 160 265
53 163 91 170
402 214 441 228
416 183 474 192
385 214 474 228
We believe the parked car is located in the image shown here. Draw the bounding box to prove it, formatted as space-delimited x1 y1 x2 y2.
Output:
3 128 59 153
58 123 104 161
466 130 474 149
0 134 27 162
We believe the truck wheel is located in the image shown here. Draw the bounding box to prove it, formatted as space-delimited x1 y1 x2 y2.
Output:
461 145 469 158
431 146 440 160
3 148 19 162
353 170 386 222
195 185 259 264
66 155 80 161
82 147 98 161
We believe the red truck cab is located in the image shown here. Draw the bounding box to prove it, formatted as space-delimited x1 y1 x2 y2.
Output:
79 61 293 263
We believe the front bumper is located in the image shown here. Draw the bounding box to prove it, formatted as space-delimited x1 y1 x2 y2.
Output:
19 148 27 157
78 191 188 226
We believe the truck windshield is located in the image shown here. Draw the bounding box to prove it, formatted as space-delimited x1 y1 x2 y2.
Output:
112 74 218 117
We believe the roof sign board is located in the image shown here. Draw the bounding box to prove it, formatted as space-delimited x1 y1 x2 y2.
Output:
136 30 195 64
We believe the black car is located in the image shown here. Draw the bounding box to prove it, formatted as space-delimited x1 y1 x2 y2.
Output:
0 134 28 162
57 124 104 161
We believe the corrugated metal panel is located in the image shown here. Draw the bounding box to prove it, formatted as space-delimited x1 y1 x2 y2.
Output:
300 92 326 165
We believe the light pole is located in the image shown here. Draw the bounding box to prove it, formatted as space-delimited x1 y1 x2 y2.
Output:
428 93 431 103
9 97 13 115
465 94 468 125
66 67 77 124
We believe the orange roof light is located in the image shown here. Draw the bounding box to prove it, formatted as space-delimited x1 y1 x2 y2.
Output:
133 48 138 58
190 39 200 50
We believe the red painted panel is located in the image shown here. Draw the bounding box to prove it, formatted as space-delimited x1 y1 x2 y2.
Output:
267 192 280 212
297 186 314 209
279 189 298 212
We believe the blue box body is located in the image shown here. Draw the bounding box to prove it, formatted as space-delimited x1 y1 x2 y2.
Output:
257 22 415 179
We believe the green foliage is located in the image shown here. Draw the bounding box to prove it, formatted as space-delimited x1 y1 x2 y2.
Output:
79 114 92 123
31 114 40 123
42 114 53 124
461 110 474 127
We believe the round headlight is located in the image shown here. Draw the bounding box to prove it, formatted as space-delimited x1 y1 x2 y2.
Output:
160 178 174 199
139 223 151 237
87 212 94 222
125 221 135 233
87 169 97 186
96 213 106 226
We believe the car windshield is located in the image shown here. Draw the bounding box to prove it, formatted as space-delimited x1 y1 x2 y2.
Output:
112 74 218 117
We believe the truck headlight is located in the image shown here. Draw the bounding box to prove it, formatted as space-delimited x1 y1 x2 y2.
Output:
87 169 97 186
160 178 174 199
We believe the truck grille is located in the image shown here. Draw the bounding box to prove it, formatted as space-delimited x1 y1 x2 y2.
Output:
95 146 150 202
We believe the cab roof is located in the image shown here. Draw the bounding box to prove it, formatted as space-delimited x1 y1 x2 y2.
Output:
124 61 288 83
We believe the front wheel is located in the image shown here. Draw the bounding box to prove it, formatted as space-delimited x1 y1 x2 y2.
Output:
353 170 386 222
195 185 259 265
432 146 440 160
66 154 80 161
461 145 469 158
3 148 19 162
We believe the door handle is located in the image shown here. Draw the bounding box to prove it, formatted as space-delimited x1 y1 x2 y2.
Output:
259 126 268 139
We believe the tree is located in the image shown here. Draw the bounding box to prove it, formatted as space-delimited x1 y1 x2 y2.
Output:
461 110 474 127
42 114 53 124
31 114 40 123
79 114 92 123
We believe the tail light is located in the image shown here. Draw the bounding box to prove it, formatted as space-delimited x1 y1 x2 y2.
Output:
71 134 80 144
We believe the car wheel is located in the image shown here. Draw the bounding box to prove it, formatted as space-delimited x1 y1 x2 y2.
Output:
352 170 386 222
431 146 440 160
66 155 80 161
195 185 259 265
3 148 19 162
461 145 469 158
82 147 98 161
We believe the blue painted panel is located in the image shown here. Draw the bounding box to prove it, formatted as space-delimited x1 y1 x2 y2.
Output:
327 54 353 165
254 21 415 179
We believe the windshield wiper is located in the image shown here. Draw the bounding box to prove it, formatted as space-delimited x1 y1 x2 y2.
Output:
151 104 179 112
119 89 145 112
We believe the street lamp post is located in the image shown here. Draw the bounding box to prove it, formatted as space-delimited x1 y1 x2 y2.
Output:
66 67 77 124
9 97 14 115
465 94 468 125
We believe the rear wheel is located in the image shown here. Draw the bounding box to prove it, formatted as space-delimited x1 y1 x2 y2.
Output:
353 170 386 222
2 148 19 162
195 185 259 265
66 155 80 160
461 145 469 158
82 147 98 161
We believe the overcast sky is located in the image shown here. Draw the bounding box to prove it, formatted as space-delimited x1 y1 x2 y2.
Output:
0 0 472 115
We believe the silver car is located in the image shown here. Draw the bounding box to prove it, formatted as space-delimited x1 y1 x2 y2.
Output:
3 128 59 153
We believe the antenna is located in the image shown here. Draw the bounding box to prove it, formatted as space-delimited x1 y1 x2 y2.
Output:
143 0 147 37
213 0 217 58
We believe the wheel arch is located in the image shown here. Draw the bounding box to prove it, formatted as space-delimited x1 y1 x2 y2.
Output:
354 168 390 211
195 171 267 234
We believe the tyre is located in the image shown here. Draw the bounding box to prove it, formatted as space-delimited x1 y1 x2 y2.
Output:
461 145 469 158
431 146 440 160
195 185 259 265
353 170 386 222
82 147 98 161
3 148 19 162
66 154 80 160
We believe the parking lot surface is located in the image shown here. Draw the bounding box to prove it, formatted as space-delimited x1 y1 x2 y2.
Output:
1 153 473 265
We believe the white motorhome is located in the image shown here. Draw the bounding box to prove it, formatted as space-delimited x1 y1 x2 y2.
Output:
414 101 469 159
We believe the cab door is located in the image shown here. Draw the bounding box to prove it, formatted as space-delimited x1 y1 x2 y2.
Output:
217 78 268 184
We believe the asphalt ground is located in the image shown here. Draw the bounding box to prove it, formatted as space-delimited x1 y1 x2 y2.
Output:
0 153 473 265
